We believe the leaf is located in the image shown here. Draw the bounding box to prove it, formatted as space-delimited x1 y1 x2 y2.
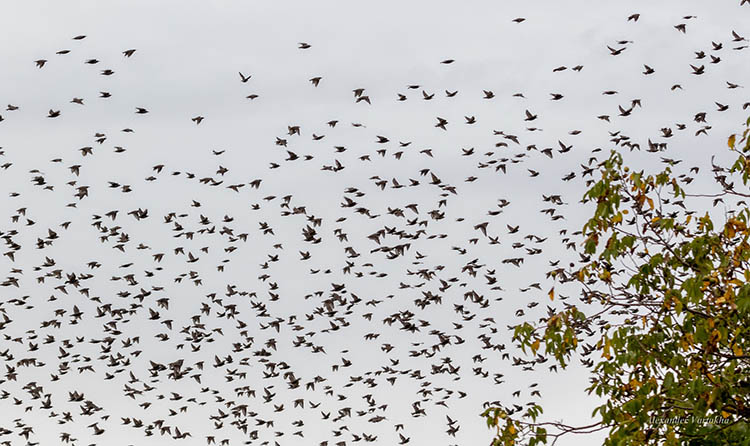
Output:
531 339 541 354
728 134 736 148
664 371 675 390
548 288 554 301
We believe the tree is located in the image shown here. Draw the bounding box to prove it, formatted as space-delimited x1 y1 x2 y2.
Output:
483 118 750 446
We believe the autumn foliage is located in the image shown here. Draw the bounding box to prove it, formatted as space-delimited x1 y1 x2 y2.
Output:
484 119 750 445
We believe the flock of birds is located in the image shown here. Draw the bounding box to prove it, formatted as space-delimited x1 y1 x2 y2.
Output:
0 4 749 446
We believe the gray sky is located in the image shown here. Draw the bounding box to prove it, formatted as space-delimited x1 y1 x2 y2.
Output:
0 1 748 446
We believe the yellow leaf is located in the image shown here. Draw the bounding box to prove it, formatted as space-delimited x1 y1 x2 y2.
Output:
710 329 721 344
727 225 736 239
531 339 540 354
577 269 586 281
728 134 736 148
548 288 555 301
547 314 559 327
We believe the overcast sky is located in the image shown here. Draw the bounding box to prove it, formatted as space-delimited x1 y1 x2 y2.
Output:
0 1 748 446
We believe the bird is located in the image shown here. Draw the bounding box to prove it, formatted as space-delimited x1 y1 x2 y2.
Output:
435 117 448 130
